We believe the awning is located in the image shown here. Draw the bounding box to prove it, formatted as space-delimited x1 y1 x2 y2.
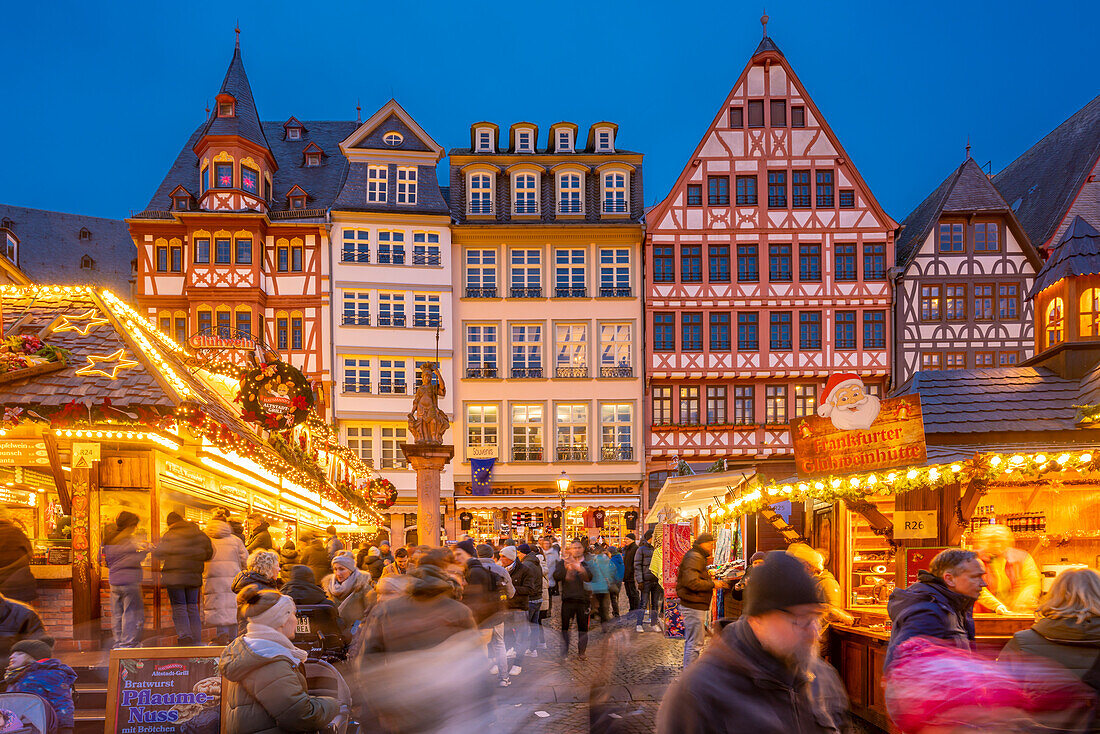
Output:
644 469 756 525
456 495 640 510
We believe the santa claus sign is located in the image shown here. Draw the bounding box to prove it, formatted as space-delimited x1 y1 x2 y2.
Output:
791 374 925 478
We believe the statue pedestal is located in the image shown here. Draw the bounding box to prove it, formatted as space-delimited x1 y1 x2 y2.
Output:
400 443 454 546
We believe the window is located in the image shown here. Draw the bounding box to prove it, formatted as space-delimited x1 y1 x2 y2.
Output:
736 176 758 205
290 194 306 210
155 245 168 272
921 353 942 370
170 245 182 272
708 245 730 282
653 387 673 425
794 385 816 418
681 313 703 351
214 163 232 188
381 427 407 469
465 250 497 296
770 312 792 350
597 129 613 151
342 291 370 325
276 316 288 350
799 244 821 281
513 173 538 215
378 292 406 327
558 173 583 214
1046 298 1064 347
214 312 232 338
799 312 821 350
864 310 886 348
835 311 856 350
291 317 303 350
769 244 792 282
469 173 492 215
679 387 700 425
467 406 498 458
653 246 675 283
999 351 1018 366
476 129 493 152
863 243 886 280
600 403 632 459
219 101 234 117
215 238 231 265
599 323 632 376
768 171 787 208
975 352 995 368
839 190 855 208
383 131 402 147
770 100 786 127
939 222 964 253
680 245 702 283
378 359 407 394
921 285 941 320
792 170 811 207
974 284 994 320
555 404 588 459
511 324 542 377
687 184 703 206
292 245 303 272
516 130 533 153
706 386 727 424
200 166 208 195
945 352 966 369
737 245 759 282
734 386 754 425
287 127 303 141
345 426 372 465
708 176 730 206
466 324 498 376
277 244 289 272
737 313 759 350
241 166 258 194
710 312 731 351
512 405 544 460
1082 288 1100 336
367 166 387 203
654 313 674 351
815 170 834 207
747 100 764 128
174 316 186 345
555 324 587 376
729 107 744 128
412 232 441 266
413 293 441 328
999 284 1019 319
510 249 542 295
835 243 857 281
599 248 630 296
765 385 787 424
603 172 628 213
554 249 586 297
791 106 806 128
974 222 1000 252
343 358 371 393
396 167 417 204
377 231 405 265
557 130 573 152
235 238 252 265
946 285 966 320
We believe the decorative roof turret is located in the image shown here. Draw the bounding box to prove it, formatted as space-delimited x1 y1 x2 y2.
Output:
196 35 272 158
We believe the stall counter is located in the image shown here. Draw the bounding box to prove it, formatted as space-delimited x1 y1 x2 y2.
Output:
30 564 73 580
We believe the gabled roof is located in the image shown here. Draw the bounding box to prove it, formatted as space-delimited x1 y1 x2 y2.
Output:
992 94 1100 250
1029 216 1100 297
198 44 272 157
340 99 443 159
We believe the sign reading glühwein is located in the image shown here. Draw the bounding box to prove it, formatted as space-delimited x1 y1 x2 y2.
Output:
791 374 926 478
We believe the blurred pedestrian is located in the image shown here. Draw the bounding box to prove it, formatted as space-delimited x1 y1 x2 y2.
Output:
3 638 76 734
657 551 848 733
787 543 853 625
622 533 640 612
325 525 344 560
974 523 1042 614
323 553 373 631
555 540 592 658
360 547 384 583
232 550 281 636
245 514 274 552
355 541 373 570
380 548 410 578
282 565 329 606
102 511 149 649
541 537 560 611
298 532 331 587
501 545 538 677
378 540 394 565
586 544 615 630
277 539 298 584
479 544 515 598
0 593 48 672
153 511 212 646
609 545 625 617
517 544 544 660
676 532 727 667
0 507 36 603
204 516 248 644
885 548 984 669
731 551 767 601
635 529 661 632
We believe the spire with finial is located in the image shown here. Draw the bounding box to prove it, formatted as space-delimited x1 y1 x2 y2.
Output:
356 99 362 124
235 21 240 50
965 136 971 160
761 9 769 37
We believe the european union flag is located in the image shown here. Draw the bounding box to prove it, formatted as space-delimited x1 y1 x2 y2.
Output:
471 458 495 496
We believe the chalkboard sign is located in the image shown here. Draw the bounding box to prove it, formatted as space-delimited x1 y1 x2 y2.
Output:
47 547 71 565
105 647 224 733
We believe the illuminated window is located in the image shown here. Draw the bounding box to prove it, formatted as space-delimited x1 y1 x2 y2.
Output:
241 166 258 194
367 166 388 203
397 167 417 204
1046 298 1064 347
346 425 373 464
793 384 817 418
214 163 232 189
921 285 941 321
381 427 407 469
765 386 787 424
383 131 402 147
466 405 499 458
1081 288 1100 336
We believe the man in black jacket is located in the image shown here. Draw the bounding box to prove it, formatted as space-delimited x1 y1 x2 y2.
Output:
621 533 639 613
553 540 593 658
658 552 849 733
0 593 49 671
501 546 539 677
634 529 661 632
676 533 727 667
153 512 213 645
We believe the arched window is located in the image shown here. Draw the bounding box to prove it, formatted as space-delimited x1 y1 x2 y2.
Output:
1081 289 1100 337
602 171 627 213
514 173 538 214
468 174 492 215
1047 298 1065 347
558 173 583 214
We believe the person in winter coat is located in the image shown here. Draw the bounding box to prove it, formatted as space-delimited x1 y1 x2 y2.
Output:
325 525 344 560
540 537 560 607
245 515 274 552
298 533 332 587
657 551 849 734
0 509 36 603
501 545 540 677
786 543 854 625
379 548 410 579
282 564 332 607
517 545 544 660
585 546 615 629
4 638 76 734
323 553 374 630
634 529 661 632
555 540 593 657
609 546 625 617
277 540 298 585
621 533 639 612
220 587 339 734
676 533 728 668
102 511 149 649
378 540 394 566
999 567 1100 692
232 550 281 636
203 518 248 643
0 596 49 682
884 548 985 669
360 547 385 583
153 512 213 646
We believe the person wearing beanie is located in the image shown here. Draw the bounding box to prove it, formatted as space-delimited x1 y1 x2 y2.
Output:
674 533 727 668
517 543 545 660
657 552 848 733
377 540 394 566
4 637 77 734
621 533 640 614
152 511 213 646
359 546 385 583
453 537 508 684
731 551 770 601
787 544 853 625
101 510 149 649
220 587 338 734
634 528 660 632
500 545 538 677
298 533 331 588
323 552 373 628
232 551 281 636
325 525 344 560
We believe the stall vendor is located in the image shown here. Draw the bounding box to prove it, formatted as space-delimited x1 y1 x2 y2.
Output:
786 543 854 625
973 524 1041 614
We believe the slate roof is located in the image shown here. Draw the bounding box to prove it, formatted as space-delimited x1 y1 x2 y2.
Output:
0 204 134 295
332 162 449 215
754 35 783 56
1030 216 1100 296
199 44 272 155
993 94 1100 250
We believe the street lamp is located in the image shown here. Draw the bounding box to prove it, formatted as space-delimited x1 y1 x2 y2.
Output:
556 470 571 551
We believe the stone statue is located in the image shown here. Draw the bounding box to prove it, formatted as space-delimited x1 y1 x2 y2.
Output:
407 363 449 444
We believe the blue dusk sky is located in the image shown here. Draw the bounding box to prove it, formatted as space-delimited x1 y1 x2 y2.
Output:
1 0 1097 223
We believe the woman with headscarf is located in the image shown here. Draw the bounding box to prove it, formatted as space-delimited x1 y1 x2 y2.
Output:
203 516 248 644
323 553 373 629
232 550 280 636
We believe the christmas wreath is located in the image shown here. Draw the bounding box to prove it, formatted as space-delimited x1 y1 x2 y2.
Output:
366 477 398 508
239 360 314 430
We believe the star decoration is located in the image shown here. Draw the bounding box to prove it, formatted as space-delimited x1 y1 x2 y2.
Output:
74 349 139 380
54 309 110 336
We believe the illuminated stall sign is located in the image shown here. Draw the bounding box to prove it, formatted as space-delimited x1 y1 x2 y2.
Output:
240 361 314 430
0 440 50 466
105 647 224 732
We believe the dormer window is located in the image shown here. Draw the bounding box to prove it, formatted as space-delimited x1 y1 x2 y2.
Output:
602 171 628 213
288 127 301 140
173 195 190 211
383 131 403 147
557 130 573 152
367 166 388 203
80 255 94 270
306 153 321 167
241 166 259 194
468 173 493 215
1046 298 1064 347
513 173 539 215
516 130 534 153
476 128 494 153
287 185 308 210
596 129 614 152
1 234 17 263
78 227 91 241
1 218 12 230
558 172 583 214
219 102 235 117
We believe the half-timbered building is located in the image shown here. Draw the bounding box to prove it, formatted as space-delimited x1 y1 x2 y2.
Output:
643 25 896 495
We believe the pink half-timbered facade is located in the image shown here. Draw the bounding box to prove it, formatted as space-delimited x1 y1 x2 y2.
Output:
644 29 896 490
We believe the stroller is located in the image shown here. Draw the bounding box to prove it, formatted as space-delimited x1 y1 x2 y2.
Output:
293 604 350 662
305 659 355 734
0 693 55 734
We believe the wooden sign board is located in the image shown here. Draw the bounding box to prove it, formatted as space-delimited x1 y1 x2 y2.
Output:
904 546 953 588
72 442 101 470
895 510 938 540
791 394 927 479
105 647 225 733
0 439 50 466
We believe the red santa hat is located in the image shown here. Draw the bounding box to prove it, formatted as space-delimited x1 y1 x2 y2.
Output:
817 373 864 417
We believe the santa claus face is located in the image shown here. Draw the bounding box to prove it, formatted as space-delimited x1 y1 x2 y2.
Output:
829 386 881 431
